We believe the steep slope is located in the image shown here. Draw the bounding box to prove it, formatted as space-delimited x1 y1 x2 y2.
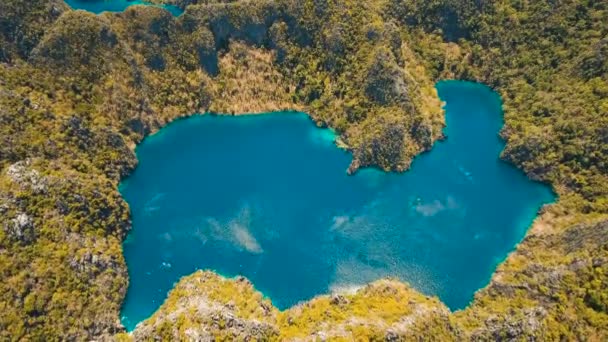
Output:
0 0 606 340
127 271 279 341
388 0 608 214
0 1 443 339
127 217 608 340
123 271 459 341
0 0 68 62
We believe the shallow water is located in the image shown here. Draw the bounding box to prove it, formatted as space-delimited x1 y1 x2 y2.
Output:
119 81 555 330
64 0 183 16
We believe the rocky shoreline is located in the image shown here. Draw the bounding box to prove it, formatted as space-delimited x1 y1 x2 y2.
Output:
0 0 606 340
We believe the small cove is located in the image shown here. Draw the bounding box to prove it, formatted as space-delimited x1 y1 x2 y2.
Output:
64 0 183 16
118 81 556 330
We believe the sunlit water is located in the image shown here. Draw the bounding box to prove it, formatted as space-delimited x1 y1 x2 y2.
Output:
64 0 183 16
119 81 555 330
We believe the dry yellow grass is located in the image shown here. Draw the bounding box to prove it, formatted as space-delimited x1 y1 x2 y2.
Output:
209 42 304 115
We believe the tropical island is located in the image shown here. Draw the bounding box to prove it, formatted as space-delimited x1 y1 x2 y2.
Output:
0 0 606 340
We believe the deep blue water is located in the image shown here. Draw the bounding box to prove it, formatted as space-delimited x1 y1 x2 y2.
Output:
119 81 555 330
64 0 183 16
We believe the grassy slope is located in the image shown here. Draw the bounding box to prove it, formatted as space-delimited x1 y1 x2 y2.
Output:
0 0 606 340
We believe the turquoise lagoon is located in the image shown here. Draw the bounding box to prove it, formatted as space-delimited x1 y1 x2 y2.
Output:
64 0 183 16
119 81 555 330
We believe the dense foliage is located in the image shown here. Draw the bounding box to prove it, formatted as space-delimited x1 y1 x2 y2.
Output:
388 0 608 213
0 0 606 340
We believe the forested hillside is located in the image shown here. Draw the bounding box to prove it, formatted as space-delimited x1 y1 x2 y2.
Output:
389 0 608 214
0 0 606 340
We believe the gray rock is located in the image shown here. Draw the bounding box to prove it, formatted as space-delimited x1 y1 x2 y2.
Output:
476 307 548 341
592 257 606 267
569 259 588 271
330 294 349 306
69 251 119 275
385 330 400 341
4 212 35 243
0 199 9 215
6 160 47 194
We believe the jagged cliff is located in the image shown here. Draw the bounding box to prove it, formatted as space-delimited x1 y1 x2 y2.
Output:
0 0 606 340
120 217 607 341
121 271 459 341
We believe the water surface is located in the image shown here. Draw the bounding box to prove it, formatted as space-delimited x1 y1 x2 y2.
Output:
119 81 555 330
64 0 183 16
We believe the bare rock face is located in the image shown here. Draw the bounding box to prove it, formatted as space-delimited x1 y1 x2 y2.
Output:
364 46 413 110
5 212 34 243
6 160 47 194
131 274 460 341
130 271 279 341
2 160 47 244
68 249 123 277
472 307 548 341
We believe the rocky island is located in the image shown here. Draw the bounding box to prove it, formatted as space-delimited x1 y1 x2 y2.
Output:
0 0 606 340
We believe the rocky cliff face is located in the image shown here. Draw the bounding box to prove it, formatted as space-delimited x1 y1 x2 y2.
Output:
0 1 444 338
126 271 460 341
0 0 607 340
128 271 279 341
0 159 129 339
125 216 608 341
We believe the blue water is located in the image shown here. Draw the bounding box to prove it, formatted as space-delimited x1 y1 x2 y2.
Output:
119 81 555 330
64 0 183 16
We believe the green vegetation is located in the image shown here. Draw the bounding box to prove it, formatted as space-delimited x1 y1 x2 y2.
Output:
387 0 608 214
124 271 459 341
278 279 458 340
125 271 279 341
0 0 606 340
